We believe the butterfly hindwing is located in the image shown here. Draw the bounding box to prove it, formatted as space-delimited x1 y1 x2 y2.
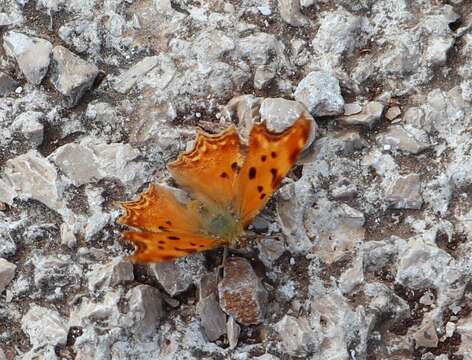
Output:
236 116 312 227
123 231 221 262
167 126 244 207
118 184 202 233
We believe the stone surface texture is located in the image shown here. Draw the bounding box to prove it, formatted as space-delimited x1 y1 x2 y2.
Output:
1 1 472 359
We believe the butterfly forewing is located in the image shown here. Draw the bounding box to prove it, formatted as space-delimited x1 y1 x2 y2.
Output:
235 116 311 227
167 127 244 207
118 184 203 233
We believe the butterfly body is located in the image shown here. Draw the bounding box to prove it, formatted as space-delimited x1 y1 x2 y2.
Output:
118 115 312 262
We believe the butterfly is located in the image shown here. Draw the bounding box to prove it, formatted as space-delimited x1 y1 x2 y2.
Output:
118 115 312 262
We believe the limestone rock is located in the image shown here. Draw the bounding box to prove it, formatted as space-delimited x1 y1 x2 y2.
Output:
11 111 44 147
386 174 423 209
377 125 430 154
87 258 134 291
0 258 16 292
294 70 345 117
227 316 240 349
278 0 309 27
339 101 384 128
196 295 226 341
218 257 267 325
275 315 317 356
149 256 204 296
113 56 158 94
50 46 99 106
126 285 164 337
3 31 52 85
21 305 68 348
3 150 65 213
0 72 19 96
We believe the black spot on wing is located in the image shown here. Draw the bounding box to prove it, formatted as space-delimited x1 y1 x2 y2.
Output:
249 167 256 179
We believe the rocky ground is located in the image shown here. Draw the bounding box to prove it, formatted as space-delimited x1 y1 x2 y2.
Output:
1 0 472 359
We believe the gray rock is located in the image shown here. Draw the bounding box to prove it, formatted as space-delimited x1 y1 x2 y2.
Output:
227 316 240 349
456 312 472 357
412 314 439 348
363 236 407 273
385 106 402 120
257 238 285 267
3 32 52 85
0 13 19 27
196 295 226 341
377 125 430 154
278 0 309 27
11 111 44 147
254 65 275 90
275 315 317 356
126 285 164 337
294 70 345 117
218 257 267 325
343 102 362 115
395 236 458 290
306 196 365 264
49 143 100 186
21 305 68 348
365 282 410 323
3 150 66 213
49 140 145 190
0 72 19 96
0 178 16 206
113 56 158 94
386 174 423 209
0 258 16 292
237 33 283 66
224 94 262 138
149 256 204 296
50 46 99 106
0 348 5 360
330 177 358 199
87 258 134 291
339 101 384 128
339 256 364 294
312 9 363 62
276 179 314 253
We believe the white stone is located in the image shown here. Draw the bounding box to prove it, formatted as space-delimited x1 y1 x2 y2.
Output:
3 32 52 85
126 285 163 337
275 315 317 356
0 258 16 292
21 305 68 348
3 150 65 213
50 46 99 106
87 257 134 291
113 56 158 94
294 70 345 117
11 111 44 147
278 0 309 27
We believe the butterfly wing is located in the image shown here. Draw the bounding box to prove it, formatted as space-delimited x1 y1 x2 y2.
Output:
123 231 221 262
118 184 202 233
167 126 244 207
235 116 312 227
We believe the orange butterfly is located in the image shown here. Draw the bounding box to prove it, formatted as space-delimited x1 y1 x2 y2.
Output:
118 116 312 262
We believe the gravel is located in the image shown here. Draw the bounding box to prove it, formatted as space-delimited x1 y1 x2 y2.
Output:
1 1 472 359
